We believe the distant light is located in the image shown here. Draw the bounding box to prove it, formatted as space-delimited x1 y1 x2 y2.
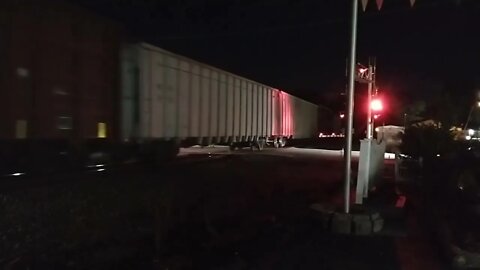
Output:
477 101 480 108
374 115 379 119
468 147 472 151
468 129 475 136
87 164 105 168
385 153 396 160
340 113 345 119
359 68 368 74
466 135 472 140
375 127 379 132
97 168 105 172
319 132 345 138
436 154 441 157
11 172 25 177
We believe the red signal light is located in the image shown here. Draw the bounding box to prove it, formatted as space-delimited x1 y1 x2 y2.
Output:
370 99 383 112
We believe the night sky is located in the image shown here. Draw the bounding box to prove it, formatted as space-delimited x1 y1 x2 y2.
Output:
71 0 480 124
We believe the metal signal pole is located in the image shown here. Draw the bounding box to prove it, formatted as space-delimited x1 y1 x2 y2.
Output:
366 61 373 139
344 0 359 214
366 57 376 139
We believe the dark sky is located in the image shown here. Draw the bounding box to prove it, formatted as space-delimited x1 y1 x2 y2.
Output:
71 0 480 118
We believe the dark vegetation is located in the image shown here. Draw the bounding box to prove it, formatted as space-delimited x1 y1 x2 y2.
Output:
401 125 480 267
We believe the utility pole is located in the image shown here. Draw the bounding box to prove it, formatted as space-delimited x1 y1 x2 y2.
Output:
366 57 377 139
344 0 358 214
366 60 373 139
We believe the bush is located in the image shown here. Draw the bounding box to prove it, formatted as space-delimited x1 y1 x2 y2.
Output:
401 126 455 159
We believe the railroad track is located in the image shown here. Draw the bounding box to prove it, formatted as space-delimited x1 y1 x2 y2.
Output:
0 152 230 192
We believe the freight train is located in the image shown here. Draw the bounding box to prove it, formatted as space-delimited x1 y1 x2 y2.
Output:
0 0 318 174
120 43 318 153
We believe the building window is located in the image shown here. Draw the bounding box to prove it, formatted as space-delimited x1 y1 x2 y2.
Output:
16 67 30 78
53 87 69 96
15 120 27 139
58 116 73 130
97 122 107 138
71 23 80 38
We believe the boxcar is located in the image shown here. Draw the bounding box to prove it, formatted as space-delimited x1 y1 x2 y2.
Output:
120 43 318 155
0 0 121 174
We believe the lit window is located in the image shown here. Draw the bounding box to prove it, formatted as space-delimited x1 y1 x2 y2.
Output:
15 120 27 139
97 122 107 138
16 67 29 78
58 116 72 130
53 87 69 96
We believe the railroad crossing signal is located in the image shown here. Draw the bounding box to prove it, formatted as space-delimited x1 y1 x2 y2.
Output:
344 0 418 213
370 98 383 112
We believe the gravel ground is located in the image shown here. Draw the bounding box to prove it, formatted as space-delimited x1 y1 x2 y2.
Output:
0 147 443 269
